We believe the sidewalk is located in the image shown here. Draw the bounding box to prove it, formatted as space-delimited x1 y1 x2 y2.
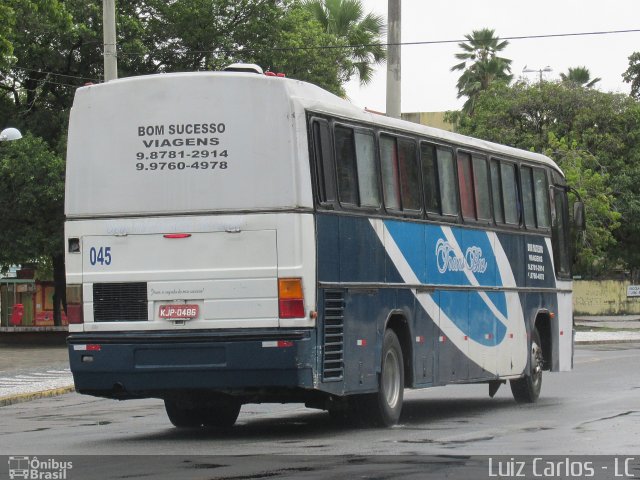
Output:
1 319 639 407
574 315 640 344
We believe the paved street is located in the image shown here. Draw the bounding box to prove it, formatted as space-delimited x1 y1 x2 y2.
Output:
1 343 639 457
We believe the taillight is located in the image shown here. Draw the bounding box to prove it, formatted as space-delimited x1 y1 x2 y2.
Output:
278 278 305 319
66 284 84 324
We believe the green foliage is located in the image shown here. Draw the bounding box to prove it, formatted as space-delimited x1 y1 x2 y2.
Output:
251 5 350 95
623 52 640 100
0 134 64 268
544 134 620 275
0 3 15 69
451 80 640 276
302 0 386 85
560 66 601 88
450 28 512 114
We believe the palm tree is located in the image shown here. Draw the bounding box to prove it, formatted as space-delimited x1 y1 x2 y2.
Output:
451 28 513 114
560 66 601 88
303 0 386 85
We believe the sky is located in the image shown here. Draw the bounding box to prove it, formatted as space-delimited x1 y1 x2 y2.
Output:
343 0 639 113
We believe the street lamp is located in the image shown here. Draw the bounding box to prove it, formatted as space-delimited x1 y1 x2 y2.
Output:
522 65 552 83
0 127 22 142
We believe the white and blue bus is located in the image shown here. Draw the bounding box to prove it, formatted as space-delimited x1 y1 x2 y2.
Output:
65 65 578 428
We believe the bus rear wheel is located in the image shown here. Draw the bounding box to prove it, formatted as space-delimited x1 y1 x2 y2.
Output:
358 329 404 427
510 328 543 403
164 397 241 428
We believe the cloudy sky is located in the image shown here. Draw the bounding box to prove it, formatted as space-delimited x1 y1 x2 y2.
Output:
344 0 639 113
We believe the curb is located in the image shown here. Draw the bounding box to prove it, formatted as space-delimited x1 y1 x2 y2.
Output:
576 339 640 345
0 386 75 407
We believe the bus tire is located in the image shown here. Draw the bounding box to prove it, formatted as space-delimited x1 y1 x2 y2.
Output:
202 399 241 428
164 399 205 428
510 328 543 403
164 398 241 428
359 329 404 427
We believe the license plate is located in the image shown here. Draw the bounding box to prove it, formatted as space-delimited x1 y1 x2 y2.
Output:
159 304 199 319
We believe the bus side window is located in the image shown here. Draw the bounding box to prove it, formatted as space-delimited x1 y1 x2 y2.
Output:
520 166 537 228
334 125 359 206
551 173 571 277
380 135 402 211
533 167 551 228
311 119 337 205
457 152 475 220
398 138 422 213
420 143 441 214
472 155 491 222
490 159 505 224
437 147 458 217
354 130 380 208
501 162 520 225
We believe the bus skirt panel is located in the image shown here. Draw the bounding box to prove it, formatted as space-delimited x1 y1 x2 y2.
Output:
67 330 317 399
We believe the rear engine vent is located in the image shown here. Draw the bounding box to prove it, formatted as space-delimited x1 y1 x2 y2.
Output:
322 290 345 382
93 282 148 322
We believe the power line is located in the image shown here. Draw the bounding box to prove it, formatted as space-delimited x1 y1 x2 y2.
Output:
3 28 638 83
115 28 640 56
12 65 101 83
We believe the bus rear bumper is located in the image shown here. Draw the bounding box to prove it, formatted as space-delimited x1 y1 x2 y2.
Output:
67 330 316 400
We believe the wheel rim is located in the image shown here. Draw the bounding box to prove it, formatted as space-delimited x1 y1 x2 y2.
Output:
382 348 401 408
531 339 543 388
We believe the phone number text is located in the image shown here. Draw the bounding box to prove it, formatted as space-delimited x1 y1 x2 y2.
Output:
136 149 228 161
136 161 228 171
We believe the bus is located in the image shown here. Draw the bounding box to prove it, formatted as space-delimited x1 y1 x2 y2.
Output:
65 64 580 428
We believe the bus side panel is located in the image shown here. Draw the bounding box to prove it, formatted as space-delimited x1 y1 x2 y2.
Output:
316 213 401 395
315 214 500 395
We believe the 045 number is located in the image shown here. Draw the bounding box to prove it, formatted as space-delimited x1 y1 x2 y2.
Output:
89 246 112 266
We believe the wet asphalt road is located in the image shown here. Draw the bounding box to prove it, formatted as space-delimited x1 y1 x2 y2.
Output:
0 343 638 478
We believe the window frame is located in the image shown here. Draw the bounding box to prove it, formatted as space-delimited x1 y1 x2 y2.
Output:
309 116 338 209
377 131 423 218
491 157 522 229
333 121 383 213
306 112 560 237
520 163 552 232
456 149 492 225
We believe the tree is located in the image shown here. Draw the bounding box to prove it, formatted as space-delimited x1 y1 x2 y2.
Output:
622 52 640 100
251 5 352 96
544 134 620 275
451 28 512 114
0 134 66 318
560 66 601 88
0 3 15 69
302 0 386 85
0 0 369 323
450 80 640 277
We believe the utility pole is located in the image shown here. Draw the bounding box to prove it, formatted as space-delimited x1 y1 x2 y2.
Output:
522 65 552 84
103 0 118 81
386 0 401 119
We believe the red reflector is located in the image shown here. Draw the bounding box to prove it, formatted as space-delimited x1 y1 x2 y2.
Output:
279 299 305 318
277 340 294 348
163 233 191 239
87 344 101 351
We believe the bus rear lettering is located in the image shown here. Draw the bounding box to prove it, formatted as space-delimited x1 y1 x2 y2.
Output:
138 125 165 136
